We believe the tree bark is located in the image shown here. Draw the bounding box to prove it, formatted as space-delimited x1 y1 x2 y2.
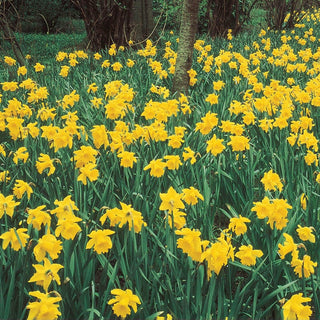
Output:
172 0 200 94
130 0 154 42
0 8 25 65
207 0 240 38
72 0 134 51
265 0 314 30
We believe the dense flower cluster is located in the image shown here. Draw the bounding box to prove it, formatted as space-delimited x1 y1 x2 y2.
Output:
2 8 320 320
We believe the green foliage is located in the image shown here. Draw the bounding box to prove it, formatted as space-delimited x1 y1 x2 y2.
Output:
263 0 318 30
0 33 86 62
7 0 80 34
153 0 183 31
152 0 267 36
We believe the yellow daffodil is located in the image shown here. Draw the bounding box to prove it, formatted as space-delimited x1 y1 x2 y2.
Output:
13 179 33 199
282 293 312 320
29 258 63 292
108 288 141 318
235 244 263 266
201 237 234 277
27 291 62 320
27 205 51 230
144 159 166 177
0 193 20 219
260 169 283 192
33 233 63 262
159 187 184 212
0 227 29 251
176 228 208 262
86 229 114 254
228 215 251 236
296 225 315 243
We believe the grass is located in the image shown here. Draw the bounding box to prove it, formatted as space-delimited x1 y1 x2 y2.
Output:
0 32 87 62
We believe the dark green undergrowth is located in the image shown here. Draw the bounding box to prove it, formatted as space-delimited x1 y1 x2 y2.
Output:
0 33 87 62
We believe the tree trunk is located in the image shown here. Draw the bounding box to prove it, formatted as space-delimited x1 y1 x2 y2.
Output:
265 0 314 30
207 0 239 38
172 0 200 94
72 0 134 51
0 9 25 65
130 0 154 42
265 0 287 30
